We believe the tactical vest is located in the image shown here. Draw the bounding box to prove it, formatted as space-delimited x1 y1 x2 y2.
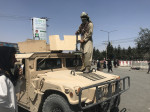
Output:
79 22 92 35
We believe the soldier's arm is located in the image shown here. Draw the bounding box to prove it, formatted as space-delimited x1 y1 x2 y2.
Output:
76 25 82 35
83 23 93 42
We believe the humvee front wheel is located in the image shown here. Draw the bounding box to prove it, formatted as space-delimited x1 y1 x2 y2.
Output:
42 94 73 112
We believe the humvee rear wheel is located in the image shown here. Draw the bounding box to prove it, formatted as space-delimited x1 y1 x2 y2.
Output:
42 94 72 112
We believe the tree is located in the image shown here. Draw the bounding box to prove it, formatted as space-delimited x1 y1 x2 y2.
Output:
93 47 101 60
117 45 121 60
121 48 127 60
101 50 106 60
93 47 96 60
136 43 143 60
127 46 132 60
95 49 100 60
136 28 150 60
113 47 118 59
132 48 137 60
107 42 114 60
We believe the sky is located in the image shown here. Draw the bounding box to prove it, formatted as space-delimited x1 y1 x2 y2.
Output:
0 0 150 51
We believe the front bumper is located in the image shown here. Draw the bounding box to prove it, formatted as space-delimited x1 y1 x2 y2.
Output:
78 76 130 110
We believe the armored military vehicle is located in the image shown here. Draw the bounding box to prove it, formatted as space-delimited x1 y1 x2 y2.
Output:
15 39 130 112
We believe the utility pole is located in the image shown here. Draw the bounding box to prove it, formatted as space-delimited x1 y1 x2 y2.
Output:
100 30 117 59
100 30 117 43
102 42 108 60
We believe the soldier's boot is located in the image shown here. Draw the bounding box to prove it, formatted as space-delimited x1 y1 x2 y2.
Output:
79 62 85 71
79 65 85 72
83 66 91 73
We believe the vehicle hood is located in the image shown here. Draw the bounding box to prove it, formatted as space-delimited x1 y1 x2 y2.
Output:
42 70 118 89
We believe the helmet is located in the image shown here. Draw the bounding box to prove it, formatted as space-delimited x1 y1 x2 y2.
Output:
80 12 89 19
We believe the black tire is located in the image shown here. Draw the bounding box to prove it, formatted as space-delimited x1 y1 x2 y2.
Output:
110 107 119 112
110 96 121 112
100 96 120 112
99 101 110 112
113 95 121 107
42 94 73 112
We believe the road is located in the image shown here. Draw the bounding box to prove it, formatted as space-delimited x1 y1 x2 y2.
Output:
102 67 150 112
19 67 150 112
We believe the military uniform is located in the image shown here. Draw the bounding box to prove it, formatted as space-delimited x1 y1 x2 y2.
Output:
76 12 93 72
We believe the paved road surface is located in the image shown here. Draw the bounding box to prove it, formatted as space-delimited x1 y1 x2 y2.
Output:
103 67 150 112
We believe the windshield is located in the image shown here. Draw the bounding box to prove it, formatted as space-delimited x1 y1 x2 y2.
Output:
37 58 62 71
66 58 82 67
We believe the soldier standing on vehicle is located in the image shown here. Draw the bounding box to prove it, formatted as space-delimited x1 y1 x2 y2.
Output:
147 61 150 74
75 12 93 73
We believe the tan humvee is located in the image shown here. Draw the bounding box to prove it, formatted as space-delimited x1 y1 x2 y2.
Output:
15 39 130 112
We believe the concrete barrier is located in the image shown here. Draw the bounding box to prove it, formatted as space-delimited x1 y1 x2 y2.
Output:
131 61 148 69
119 60 148 69
119 61 132 67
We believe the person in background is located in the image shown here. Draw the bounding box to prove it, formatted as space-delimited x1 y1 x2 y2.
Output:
113 59 117 68
107 58 113 72
76 12 93 73
97 60 100 71
117 59 119 66
103 58 106 69
0 46 23 112
147 61 150 74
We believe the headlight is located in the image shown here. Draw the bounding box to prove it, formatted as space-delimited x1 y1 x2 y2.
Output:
116 76 120 80
65 88 70 94
74 86 81 96
65 88 74 98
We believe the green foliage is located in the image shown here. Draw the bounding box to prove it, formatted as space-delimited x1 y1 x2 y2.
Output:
107 42 114 60
93 47 100 60
93 28 150 60
93 44 146 61
136 28 150 60
93 47 105 60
